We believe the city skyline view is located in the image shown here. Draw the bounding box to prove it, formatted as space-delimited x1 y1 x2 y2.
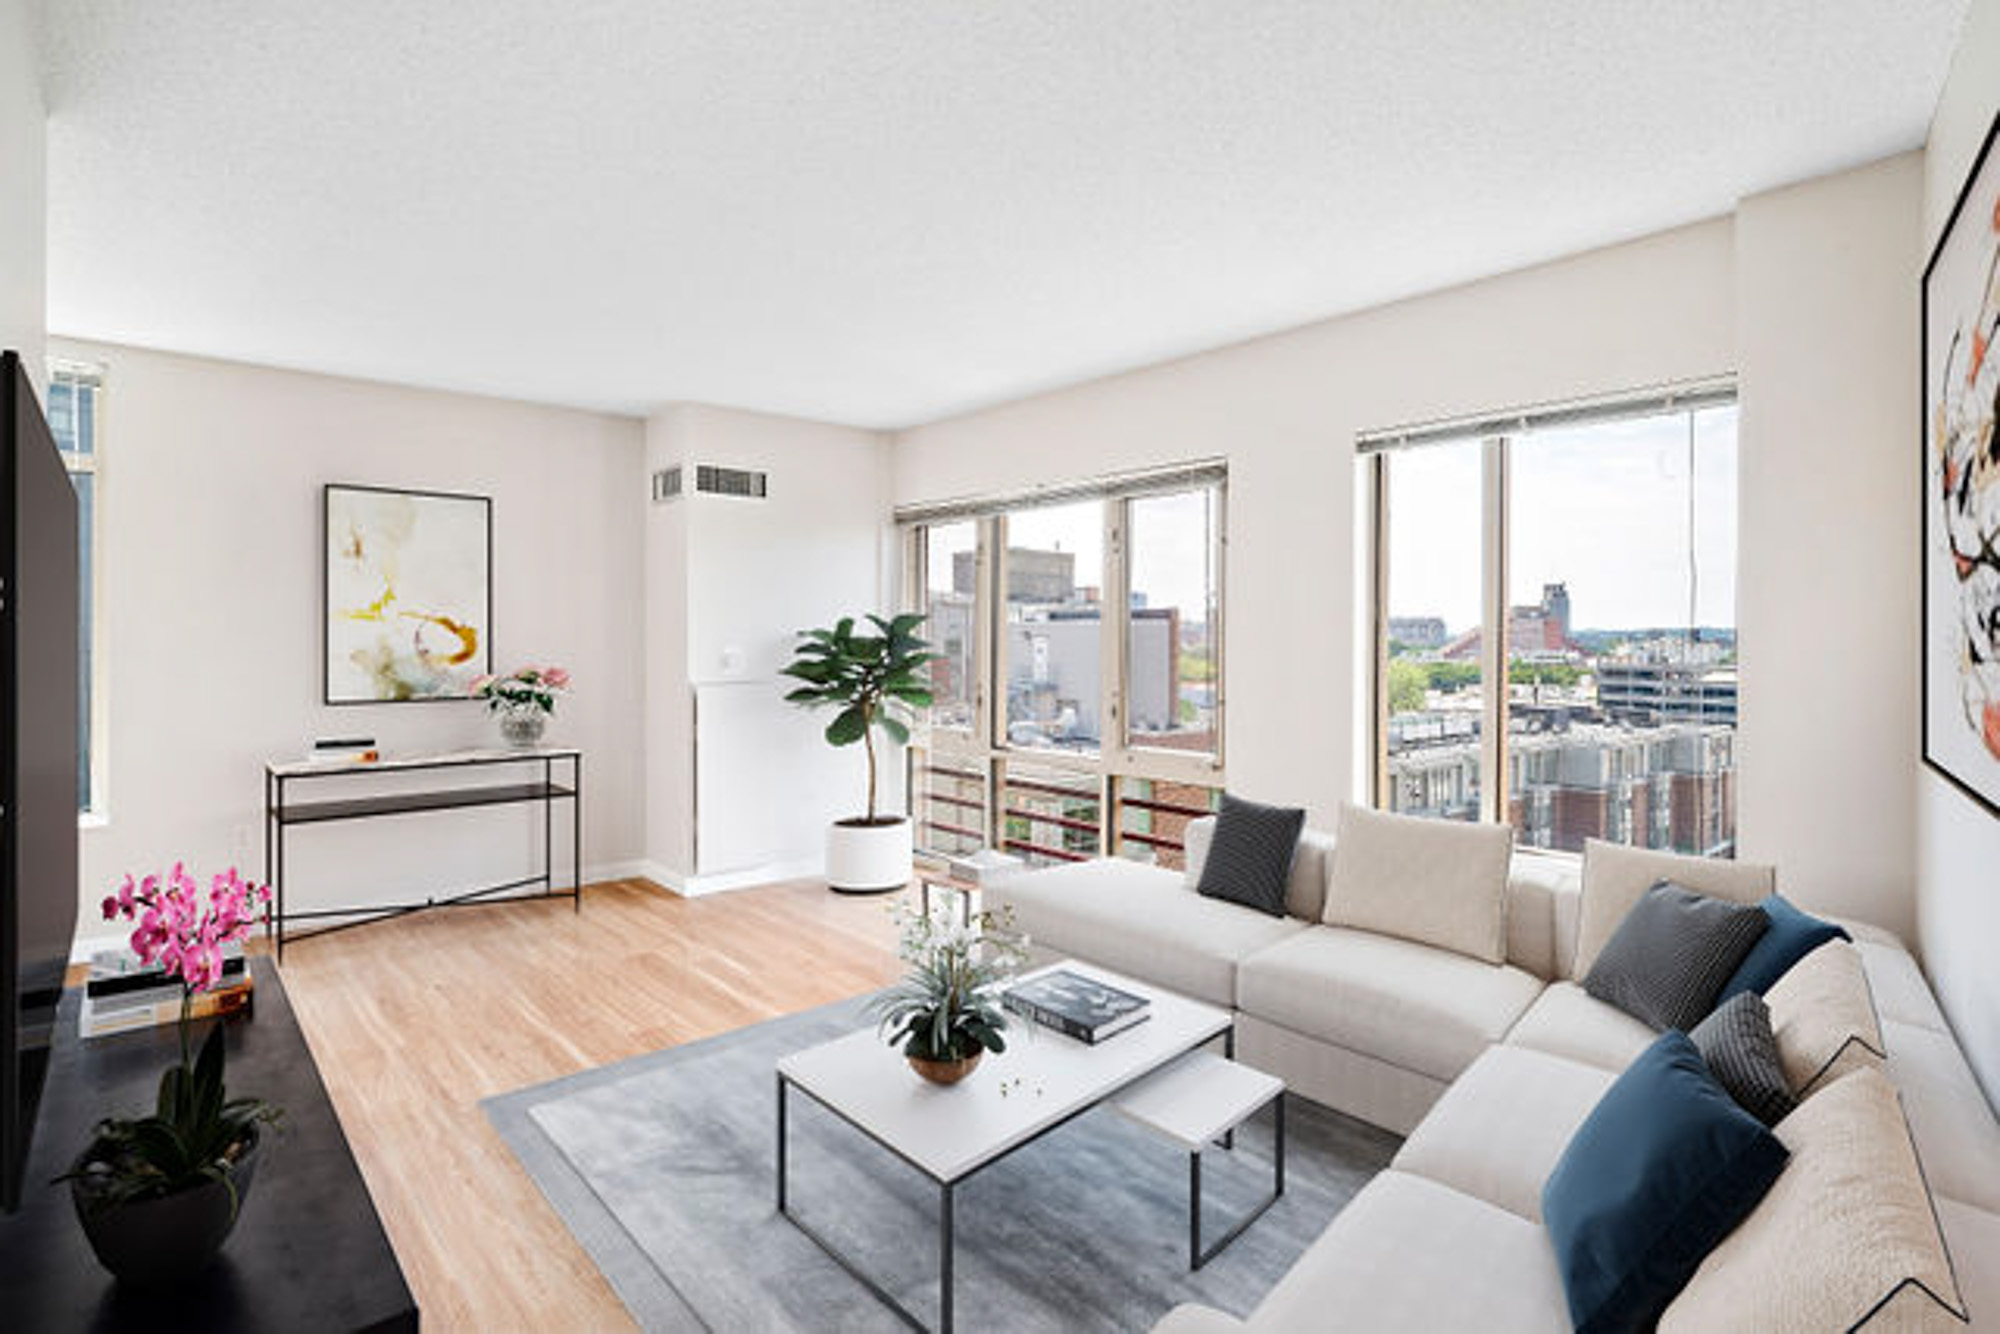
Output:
1387 406 1738 636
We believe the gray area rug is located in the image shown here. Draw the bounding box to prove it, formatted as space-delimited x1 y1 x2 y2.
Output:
485 996 1399 1332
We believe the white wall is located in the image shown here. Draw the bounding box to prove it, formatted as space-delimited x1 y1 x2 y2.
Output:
56 340 649 935
1734 154 1922 939
1919 0 2000 1106
642 403 894 889
898 221 1737 827
0 0 45 388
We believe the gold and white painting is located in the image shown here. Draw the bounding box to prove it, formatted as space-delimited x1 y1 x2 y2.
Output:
324 484 491 702
1924 109 2000 818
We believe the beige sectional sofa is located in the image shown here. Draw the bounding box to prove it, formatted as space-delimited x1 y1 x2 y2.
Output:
989 813 2000 1332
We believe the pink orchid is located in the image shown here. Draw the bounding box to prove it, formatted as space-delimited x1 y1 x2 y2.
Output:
102 863 273 995
542 667 572 689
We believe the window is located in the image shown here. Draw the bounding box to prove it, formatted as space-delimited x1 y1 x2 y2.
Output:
901 466 1225 868
1003 499 1104 752
921 521 979 733
46 361 104 816
1125 487 1221 756
1369 390 1738 857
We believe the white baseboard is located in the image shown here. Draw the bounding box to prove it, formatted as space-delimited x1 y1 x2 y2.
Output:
638 856 826 897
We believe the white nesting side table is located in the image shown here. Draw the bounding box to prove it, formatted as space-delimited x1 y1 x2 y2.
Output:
1115 1050 1286 1269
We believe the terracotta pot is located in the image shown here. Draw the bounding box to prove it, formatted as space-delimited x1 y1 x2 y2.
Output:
70 1133 262 1286
907 1050 982 1086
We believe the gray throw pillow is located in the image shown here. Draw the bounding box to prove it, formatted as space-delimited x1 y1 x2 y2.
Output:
1583 880 1770 1032
1194 794 1305 918
1690 991 1798 1127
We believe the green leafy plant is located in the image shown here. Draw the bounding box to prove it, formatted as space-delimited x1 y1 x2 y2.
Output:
64 1022 281 1217
781 613 938 823
869 902 1029 1062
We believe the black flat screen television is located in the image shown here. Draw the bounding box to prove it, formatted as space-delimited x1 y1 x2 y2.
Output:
1 349 80 1213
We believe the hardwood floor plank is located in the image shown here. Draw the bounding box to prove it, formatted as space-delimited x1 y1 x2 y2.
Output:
274 877 904 1333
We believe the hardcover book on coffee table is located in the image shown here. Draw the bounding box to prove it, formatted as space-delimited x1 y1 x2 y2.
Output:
1003 969 1151 1044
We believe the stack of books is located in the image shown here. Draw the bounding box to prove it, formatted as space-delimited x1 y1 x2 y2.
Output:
79 943 253 1039
1002 969 1151 1044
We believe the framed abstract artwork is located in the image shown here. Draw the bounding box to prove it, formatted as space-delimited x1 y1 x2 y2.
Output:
323 484 492 704
1923 108 2000 818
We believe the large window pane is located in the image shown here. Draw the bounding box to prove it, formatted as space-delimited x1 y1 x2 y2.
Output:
1003 500 1103 752
921 521 978 733
1383 440 1484 821
1507 406 1738 855
1126 488 1219 755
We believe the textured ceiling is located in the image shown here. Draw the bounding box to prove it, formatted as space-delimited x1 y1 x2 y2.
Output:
36 1 1970 427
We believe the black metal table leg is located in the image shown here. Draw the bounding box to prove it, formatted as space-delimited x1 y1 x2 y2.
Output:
1189 1093 1287 1271
776 1074 788 1212
573 752 583 910
940 1180 955 1334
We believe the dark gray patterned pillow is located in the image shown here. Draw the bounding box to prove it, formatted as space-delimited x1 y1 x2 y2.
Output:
1583 881 1770 1032
1690 991 1798 1126
1194 794 1305 917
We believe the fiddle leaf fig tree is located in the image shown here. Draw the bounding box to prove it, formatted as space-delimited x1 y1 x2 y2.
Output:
782 613 939 824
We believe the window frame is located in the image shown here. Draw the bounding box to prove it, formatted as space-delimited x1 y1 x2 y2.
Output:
1365 383 1738 849
900 465 1228 867
49 358 110 822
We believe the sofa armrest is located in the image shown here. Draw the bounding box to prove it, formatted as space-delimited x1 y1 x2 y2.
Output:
1151 1303 1250 1334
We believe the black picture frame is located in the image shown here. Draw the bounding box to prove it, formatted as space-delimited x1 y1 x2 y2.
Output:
1920 106 2000 820
322 483 493 706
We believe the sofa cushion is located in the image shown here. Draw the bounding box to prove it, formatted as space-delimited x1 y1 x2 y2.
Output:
1542 1031 1789 1334
1505 980 1660 1073
1574 839 1774 980
1393 1044 1614 1222
1249 1170 1571 1334
1193 794 1304 917
988 859 1306 1008
1505 853 1579 980
1881 1017 2000 1215
1765 940 1885 1098
1236 926 1543 1084
1184 816 1336 922
1660 1066 1968 1333
1714 893 1850 1006
1689 992 1796 1127
1582 882 1769 1032
1323 803 1513 964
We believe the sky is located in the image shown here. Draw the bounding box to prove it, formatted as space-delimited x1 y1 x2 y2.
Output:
1387 406 1738 634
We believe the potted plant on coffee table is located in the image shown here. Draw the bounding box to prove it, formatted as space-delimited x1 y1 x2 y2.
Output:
781 613 937 893
871 901 1028 1085
61 866 281 1286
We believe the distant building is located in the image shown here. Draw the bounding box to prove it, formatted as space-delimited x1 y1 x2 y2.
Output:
1388 616 1447 649
1442 582 1572 662
1385 713 1736 857
1596 660 1738 726
956 547 1080 603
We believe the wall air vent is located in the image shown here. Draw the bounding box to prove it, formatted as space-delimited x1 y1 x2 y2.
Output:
695 464 769 499
651 466 683 503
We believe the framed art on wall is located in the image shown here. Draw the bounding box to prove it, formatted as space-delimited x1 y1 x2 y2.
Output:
323 483 492 704
1923 107 2000 818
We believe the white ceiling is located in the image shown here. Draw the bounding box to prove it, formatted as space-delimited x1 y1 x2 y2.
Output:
36 1 1970 429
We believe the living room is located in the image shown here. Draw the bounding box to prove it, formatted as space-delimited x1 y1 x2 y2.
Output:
2 3 1998 1331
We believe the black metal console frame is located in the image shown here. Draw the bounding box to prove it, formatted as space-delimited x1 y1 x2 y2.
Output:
263 748 582 959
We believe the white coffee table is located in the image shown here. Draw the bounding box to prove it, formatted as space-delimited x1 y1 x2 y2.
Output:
775 961 1234 1332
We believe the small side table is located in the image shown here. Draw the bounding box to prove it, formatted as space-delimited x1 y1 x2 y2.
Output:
1116 1050 1286 1269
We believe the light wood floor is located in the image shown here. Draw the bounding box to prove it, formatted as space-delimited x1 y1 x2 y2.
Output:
274 878 906 1333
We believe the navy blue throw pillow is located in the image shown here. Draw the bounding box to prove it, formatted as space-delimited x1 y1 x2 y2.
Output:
1541 1032 1789 1334
1715 893 1851 1004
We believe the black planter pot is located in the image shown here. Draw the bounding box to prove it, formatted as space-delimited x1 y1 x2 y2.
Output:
69 1134 262 1286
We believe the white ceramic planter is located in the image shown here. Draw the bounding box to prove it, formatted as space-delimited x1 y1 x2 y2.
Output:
826 817 913 893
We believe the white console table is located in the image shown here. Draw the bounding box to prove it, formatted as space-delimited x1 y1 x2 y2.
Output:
262 747 582 959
